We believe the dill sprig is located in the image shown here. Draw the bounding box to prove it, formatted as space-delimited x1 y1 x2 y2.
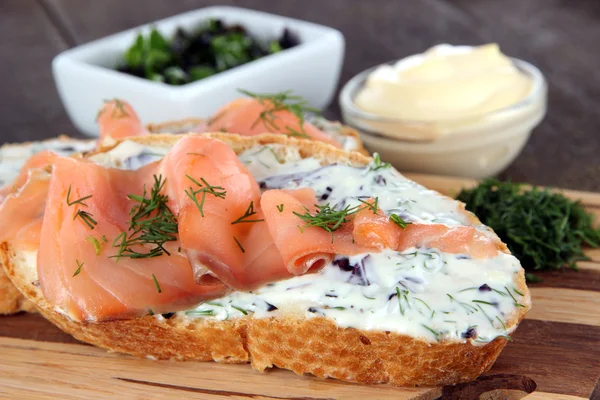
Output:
294 197 402 241
86 236 103 255
358 198 379 214
152 273 162 293
277 204 284 213
232 305 248 315
421 324 440 341
234 236 245 253
239 89 319 138
184 175 227 217
369 153 391 171
447 293 477 314
390 213 409 229
73 260 84 277
294 203 362 240
112 175 178 260
231 201 264 224
456 178 600 282
74 210 97 229
396 287 410 315
66 185 97 229
66 185 92 206
95 98 129 121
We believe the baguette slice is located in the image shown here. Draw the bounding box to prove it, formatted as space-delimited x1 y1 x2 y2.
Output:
0 117 366 315
2 133 530 386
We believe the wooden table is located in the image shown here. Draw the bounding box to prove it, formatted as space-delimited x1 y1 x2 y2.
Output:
1 0 599 191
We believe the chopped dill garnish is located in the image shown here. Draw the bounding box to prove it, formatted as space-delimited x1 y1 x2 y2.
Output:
358 197 379 214
396 287 409 315
96 98 129 121
472 300 496 306
152 273 162 293
184 175 227 217
459 287 478 292
457 178 600 282
447 293 477 314
331 306 346 310
206 302 223 307
277 203 284 213
66 185 97 229
185 309 215 316
231 201 264 224
234 236 245 253
421 324 440 341
74 209 97 229
86 235 102 255
504 286 525 308
496 316 507 330
413 297 431 311
369 153 391 171
111 175 178 260
238 89 319 137
112 99 129 118
73 260 84 277
231 305 248 315
390 213 409 229
476 304 494 325
66 185 92 207
513 288 525 296
293 203 361 241
148 309 155 316
101 235 108 243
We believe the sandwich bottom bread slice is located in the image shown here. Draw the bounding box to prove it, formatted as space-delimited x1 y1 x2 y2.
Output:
2 133 530 386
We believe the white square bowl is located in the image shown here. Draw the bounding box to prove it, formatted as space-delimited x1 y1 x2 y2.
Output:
52 6 345 137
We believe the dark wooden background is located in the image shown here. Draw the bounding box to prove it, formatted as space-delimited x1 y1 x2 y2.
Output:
2 0 600 191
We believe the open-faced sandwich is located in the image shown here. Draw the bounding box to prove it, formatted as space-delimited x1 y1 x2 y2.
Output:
1 130 530 386
0 93 364 314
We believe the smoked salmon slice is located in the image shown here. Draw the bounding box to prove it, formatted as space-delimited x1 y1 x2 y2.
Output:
0 169 50 250
261 188 374 275
37 156 228 322
97 99 150 143
159 136 291 290
193 96 341 148
0 150 57 204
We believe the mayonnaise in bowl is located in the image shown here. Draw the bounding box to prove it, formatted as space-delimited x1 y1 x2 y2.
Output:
339 44 547 178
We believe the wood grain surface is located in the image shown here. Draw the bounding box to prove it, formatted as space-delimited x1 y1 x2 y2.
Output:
1 0 599 191
1 174 599 399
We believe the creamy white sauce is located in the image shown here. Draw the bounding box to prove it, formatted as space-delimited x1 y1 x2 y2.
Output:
0 138 96 187
182 249 524 343
95 139 527 344
238 145 483 228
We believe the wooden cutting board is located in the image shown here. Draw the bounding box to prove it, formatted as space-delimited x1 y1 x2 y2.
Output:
1 173 599 400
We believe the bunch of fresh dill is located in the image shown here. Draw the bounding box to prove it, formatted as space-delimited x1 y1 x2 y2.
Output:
456 179 600 282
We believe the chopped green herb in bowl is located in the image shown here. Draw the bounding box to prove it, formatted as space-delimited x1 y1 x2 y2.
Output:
456 179 600 282
117 19 299 85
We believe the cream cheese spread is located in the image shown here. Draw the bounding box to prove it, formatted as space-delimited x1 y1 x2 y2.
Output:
91 139 529 344
0 138 95 187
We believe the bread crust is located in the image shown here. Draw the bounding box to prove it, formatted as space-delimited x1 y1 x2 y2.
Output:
146 118 369 155
1 133 530 385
